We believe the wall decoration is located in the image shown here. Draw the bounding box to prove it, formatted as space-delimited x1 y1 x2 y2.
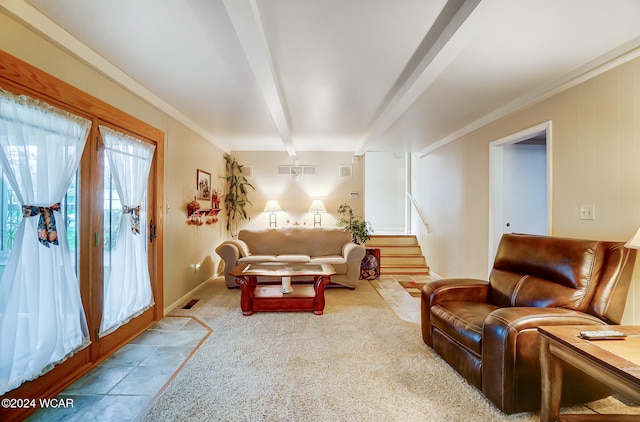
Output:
196 169 211 201
212 188 220 209
186 197 220 226
187 169 221 226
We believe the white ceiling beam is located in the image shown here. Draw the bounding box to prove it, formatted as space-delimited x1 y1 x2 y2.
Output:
355 0 480 155
222 0 296 156
0 0 229 152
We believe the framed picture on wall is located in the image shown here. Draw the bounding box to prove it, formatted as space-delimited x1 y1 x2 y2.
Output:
197 169 212 201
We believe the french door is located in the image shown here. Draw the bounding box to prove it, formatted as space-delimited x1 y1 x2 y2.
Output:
0 50 164 421
86 121 161 358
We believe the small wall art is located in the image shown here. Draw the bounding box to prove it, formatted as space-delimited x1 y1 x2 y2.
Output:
196 169 211 201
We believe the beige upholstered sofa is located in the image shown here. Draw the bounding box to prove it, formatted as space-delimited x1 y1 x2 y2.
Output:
215 227 366 288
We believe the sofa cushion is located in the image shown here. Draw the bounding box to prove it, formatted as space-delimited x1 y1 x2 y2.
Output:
238 227 351 256
431 301 498 355
490 270 590 308
238 255 278 263
489 234 604 311
310 256 347 275
310 255 346 264
275 254 311 263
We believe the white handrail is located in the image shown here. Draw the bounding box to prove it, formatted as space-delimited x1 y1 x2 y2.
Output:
407 192 432 234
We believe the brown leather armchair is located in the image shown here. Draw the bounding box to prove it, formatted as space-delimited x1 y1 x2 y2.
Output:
421 233 637 414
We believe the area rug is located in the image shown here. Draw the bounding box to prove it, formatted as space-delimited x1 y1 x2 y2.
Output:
140 279 610 421
398 280 425 297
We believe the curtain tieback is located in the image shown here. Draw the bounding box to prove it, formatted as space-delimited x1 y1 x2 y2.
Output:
123 205 141 235
22 203 61 248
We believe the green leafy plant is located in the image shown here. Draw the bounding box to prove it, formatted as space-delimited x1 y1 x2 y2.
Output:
223 154 254 236
337 203 373 245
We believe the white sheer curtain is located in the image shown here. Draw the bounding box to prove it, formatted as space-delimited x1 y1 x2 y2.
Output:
99 126 155 336
0 89 90 395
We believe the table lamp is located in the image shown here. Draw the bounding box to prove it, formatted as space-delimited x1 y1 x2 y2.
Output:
308 200 326 227
625 227 640 249
264 200 281 227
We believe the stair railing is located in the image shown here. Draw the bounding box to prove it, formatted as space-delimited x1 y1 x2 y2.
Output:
407 192 432 234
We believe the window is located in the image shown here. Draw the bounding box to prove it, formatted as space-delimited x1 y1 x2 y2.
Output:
0 172 79 274
0 172 20 257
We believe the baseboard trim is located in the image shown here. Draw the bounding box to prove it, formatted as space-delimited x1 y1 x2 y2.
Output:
429 271 444 280
164 277 217 315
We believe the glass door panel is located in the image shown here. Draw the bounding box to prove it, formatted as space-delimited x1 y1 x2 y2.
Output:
98 125 155 338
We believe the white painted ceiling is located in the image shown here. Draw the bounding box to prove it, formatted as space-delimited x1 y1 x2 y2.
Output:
5 0 640 156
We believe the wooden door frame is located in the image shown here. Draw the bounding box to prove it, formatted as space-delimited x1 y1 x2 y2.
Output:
92 120 164 357
488 121 552 274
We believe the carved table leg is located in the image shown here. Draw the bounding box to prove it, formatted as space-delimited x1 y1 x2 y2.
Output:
236 275 254 316
313 276 330 315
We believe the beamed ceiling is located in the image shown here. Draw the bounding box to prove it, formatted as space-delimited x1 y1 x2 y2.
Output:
3 0 640 156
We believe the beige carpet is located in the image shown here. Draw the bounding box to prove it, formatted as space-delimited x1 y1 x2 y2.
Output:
139 279 612 421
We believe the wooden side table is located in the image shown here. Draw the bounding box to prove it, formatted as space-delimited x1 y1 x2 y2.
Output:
538 325 640 422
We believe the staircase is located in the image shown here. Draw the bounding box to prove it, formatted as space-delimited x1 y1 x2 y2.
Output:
365 234 430 275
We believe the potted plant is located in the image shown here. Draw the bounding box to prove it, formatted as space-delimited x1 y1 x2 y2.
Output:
223 154 254 237
336 203 373 245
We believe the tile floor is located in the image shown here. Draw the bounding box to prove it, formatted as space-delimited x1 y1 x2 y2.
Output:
25 316 211 422
24 275 424 421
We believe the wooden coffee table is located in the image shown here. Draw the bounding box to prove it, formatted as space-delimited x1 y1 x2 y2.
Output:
539 325 640 422
230 262 335 316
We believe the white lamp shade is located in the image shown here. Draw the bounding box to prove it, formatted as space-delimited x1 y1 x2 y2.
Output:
625 227 640 249
308 200 326 213
264 200 281 212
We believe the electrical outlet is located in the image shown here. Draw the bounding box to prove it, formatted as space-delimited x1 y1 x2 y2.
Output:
580 205 595 220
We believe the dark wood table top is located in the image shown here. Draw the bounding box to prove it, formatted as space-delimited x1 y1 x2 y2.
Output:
538 325 640 388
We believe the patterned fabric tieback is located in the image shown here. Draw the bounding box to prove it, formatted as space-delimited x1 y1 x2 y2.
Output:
22 203 61 248
123 205 141 235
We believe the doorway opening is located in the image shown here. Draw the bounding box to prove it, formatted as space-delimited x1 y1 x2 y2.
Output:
364 151 407 234
488 121 552 273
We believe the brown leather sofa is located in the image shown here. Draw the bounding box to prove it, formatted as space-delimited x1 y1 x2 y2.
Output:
421 233 637 414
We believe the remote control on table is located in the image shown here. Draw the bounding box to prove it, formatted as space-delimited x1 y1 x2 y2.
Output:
579 330 627 340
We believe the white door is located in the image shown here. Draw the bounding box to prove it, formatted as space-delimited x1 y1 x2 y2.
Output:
364 152 406 233
502 142 547 234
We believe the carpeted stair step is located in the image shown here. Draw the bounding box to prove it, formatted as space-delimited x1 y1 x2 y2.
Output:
365 234 430 276
373 245 423 255
365 234 418 246
381 265 431 275
381 255 427 266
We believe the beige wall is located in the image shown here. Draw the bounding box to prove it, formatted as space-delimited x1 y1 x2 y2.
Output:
230 151 364 230
413 57 640 323
0 13 228 312
164 121 227 310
